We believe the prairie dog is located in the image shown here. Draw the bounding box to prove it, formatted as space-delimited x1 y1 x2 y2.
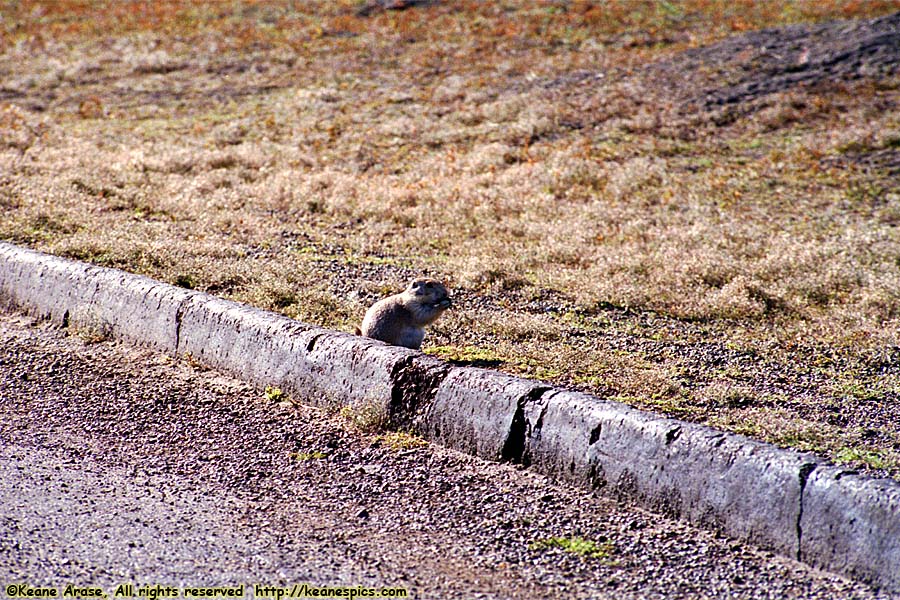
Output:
359 278 452 349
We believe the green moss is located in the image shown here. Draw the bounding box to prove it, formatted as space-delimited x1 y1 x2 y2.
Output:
708 413 765 438
173 273 196 289
264 386 285 402
529 536 614 560
772 428 830 453
374 431 428 451
291 451 327 461
636 394 702 418
339 401 387 433
834 446 891 470
518 362 562 380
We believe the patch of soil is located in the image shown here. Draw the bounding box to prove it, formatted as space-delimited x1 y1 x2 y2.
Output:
653 10 900 109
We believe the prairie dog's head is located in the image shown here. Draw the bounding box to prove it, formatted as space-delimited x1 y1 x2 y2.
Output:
404 278 452 310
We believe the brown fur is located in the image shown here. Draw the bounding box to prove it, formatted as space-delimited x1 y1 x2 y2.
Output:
359 278 452 349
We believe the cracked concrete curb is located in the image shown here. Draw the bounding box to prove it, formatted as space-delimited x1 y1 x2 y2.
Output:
517 389 820 557
1 241 898 593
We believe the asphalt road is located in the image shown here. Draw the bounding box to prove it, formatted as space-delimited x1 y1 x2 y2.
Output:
0 310 892 599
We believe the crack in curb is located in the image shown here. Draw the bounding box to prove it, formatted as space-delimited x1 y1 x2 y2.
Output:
173 295 193 355
304 331 327 353
388 357 451 431
796 462 817 561
501 386 552 465
665 426 682 445
520 398 551 469
589 424 602 446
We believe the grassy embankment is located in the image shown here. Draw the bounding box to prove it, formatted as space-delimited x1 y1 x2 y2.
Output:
1 1 899 475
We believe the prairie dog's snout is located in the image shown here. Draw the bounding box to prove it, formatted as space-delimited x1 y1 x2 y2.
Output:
359 278 452 350
410 278 452 310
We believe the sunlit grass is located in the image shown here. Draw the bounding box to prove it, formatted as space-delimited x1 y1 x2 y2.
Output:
2 0 898 477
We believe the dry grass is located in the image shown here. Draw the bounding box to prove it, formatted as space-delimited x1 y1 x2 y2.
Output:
1 0 899 477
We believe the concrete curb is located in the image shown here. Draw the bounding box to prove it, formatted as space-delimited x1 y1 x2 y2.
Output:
1 241 898 593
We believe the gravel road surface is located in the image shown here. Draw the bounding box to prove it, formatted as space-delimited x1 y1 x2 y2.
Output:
0 310 892 599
